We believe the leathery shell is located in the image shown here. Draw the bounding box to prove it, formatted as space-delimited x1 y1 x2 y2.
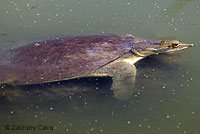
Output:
0 34 139 85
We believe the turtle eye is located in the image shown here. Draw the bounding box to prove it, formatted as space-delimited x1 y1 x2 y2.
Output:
171 43 179 48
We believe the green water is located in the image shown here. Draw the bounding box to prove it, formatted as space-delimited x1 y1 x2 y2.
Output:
0 0 200 134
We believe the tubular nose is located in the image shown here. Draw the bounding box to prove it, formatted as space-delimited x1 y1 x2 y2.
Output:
190 44 194 47
180 43 194 47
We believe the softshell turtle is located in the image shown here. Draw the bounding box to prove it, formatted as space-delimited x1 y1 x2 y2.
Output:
0 34 193 100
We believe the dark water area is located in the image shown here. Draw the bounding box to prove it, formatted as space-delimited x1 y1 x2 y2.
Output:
0 0 200 134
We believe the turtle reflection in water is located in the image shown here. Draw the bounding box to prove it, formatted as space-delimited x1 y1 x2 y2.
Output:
0 34 194 100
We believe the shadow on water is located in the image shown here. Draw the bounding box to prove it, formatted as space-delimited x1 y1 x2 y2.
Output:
0 77 113 104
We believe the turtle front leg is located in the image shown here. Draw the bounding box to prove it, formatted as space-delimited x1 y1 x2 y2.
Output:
94 59 137 100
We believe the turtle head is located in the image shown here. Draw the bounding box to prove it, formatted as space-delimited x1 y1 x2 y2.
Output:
131 40 194 57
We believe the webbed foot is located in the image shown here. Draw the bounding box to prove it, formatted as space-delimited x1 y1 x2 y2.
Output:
0 85 23 101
